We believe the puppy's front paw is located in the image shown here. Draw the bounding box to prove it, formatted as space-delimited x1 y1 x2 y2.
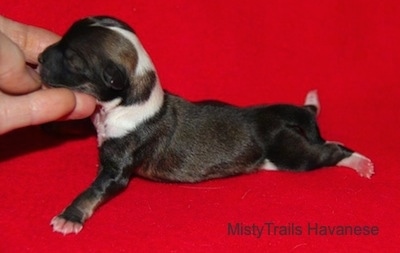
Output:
50 216 83 235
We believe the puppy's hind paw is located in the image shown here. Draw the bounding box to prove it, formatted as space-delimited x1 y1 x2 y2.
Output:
337 152 375 179
304 90 320 115
50 216 83 235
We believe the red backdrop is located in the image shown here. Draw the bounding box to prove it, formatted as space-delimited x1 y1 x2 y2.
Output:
1 0 399 252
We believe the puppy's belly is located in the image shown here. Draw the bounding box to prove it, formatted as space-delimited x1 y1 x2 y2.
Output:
135 162 259 183
135 146 264 183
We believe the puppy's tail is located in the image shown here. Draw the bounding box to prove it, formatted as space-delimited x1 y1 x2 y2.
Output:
304 90 320 116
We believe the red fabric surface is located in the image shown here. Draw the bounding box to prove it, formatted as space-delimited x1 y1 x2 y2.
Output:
1 1 399 252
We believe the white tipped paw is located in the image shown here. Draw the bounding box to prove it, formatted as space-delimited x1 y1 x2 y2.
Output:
51 216 83 235
304 90 320 115
357 157 375 179
337 152 375 179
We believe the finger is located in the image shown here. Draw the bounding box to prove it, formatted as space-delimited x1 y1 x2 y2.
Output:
0 15 60 64
0 88 76 135
0 32 42 94
63 92 97 120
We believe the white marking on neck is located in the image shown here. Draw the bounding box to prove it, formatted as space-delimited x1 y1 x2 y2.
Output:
92 82 164 146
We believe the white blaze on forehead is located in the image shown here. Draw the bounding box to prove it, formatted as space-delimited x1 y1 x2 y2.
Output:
108 26 155 75
89 23 154 75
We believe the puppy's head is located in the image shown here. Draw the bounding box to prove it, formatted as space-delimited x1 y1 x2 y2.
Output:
39 16 156 105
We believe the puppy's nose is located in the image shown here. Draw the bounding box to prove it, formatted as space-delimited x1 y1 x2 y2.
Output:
38 45 55 64
38 50 51 64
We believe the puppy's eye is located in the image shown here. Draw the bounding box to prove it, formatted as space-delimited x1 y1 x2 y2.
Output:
102 63 128 90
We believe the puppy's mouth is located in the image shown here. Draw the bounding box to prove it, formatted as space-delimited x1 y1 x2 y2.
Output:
38 65 74 89
39 71 100 100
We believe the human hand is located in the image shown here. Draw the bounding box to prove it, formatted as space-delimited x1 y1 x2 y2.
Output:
0 16 96 135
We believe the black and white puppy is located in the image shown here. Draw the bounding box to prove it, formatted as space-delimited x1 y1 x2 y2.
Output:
39 16 374 235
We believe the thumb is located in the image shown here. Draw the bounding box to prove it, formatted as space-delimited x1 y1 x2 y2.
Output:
0 32 41 95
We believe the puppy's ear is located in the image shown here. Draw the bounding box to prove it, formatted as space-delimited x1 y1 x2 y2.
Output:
102 62 129 90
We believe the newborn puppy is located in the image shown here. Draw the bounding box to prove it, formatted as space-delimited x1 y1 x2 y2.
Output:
39 16 374 235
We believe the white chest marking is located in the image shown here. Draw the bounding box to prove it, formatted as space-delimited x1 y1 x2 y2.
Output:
92 83 164 146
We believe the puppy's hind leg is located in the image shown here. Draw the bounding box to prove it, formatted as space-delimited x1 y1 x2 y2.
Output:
307 143 374 179
265 129 374 178
302 90 374 177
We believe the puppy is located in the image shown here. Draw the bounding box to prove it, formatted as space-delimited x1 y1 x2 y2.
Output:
39 16 374 235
